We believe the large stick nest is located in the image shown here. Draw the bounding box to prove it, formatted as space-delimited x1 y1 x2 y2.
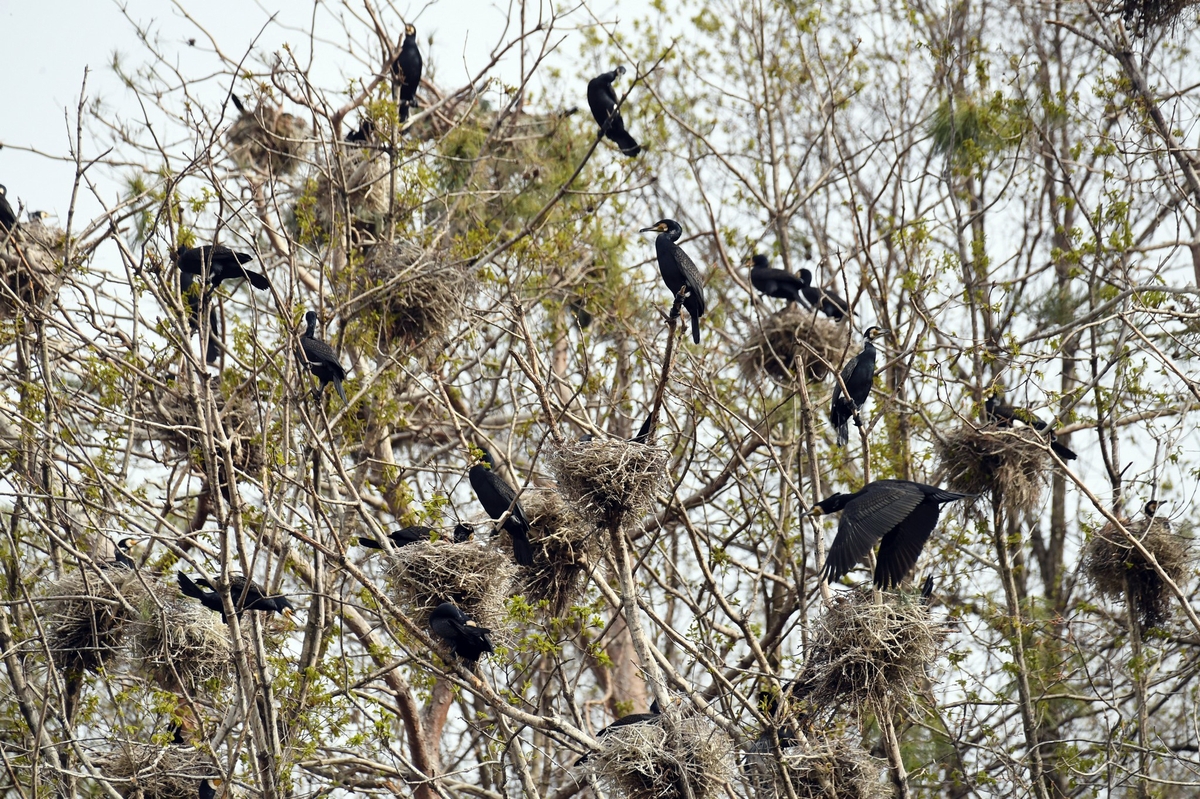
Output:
44 569 155 675
743 734 888 799
385 541 516 645
739 306 850 383
1083 515 1188 631
1112 0 1200 35
135 383 263 477
347 241 475 350
933 423 1047 514
0 223 67 318
132 592 234 694
99 742 220 799
518 488 603 615
548 439 668 531
227 100 309 175
585 706 735 799
799 589 944 716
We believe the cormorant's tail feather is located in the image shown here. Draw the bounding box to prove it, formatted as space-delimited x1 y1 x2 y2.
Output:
510 530 535 567
690 313 701 344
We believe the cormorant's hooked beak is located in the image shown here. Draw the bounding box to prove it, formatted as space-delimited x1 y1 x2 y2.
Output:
801 506 825 518
281 607 295 621
639 223 667 233
405 23 416 35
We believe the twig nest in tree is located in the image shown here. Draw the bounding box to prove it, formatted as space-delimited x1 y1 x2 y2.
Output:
585 705 734 799
346 241 476 350
743 734 888 799
800 589 944 716
739 306 849 383
44 569 155 676
1083 514 1188 631
933 423 1047 514
310 145 393 238
385 541 516 646
1114 0 1200 36
518 488 603 615
99 742 220 799
227 100 308 175
0 223 67 318
132 591 234 694
135 383 263 477
548 439 668 530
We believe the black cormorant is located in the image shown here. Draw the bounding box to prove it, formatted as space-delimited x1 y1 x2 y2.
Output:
747 254 804 304
469 448 534 566
358 525 434 550
429 601 494 661
175 245 270 290
0 185 17 232
110 538 138 569
577 699 662 764
346 118 373 143
452 522 475 543
178 572 294 620
180 271 221 364
392 24 423 122
640 219 706 344
798 268 849 320
300 311 349 405
27 210 54 225
807 479 973 588
984 392 1077 460
587 66 641 157
829 326 887 445
198 779 222 799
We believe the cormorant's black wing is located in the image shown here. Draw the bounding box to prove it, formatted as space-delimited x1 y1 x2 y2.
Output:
822 481 923 583
873 499 939 588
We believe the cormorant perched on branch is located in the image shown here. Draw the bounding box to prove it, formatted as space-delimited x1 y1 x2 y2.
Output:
109 538 139 570
178 572 294 620
392 24 422 122
746 254 804 304
346 118 373 143
984 391 1077 460
587 66 641 157
829 326 888 445
430 601 494 661
299 311 348 405
180 271 221 364
175 245 270 290
359 525 434 550
798 268 849 320
807 480 973 588
0 185 17 233
640 219 706 344
469 448 534 566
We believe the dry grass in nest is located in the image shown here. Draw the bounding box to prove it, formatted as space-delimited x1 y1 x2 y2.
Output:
227 101 308 175
385 541 517 646
348 241 474 350
137 384 263 476
1084 516 1188 631
132 593 233 694
548 439 668 531
100 742 220 799
0 225 66 318
44 570 155 675
1114 0 1200 35
518 488 602 615
802 589 943 715
744 735 887 799
586 706 734 799
933 424 1046 514
739 306 850 383
312 147 393 235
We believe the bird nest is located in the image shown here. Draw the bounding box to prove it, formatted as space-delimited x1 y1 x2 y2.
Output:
548 439 668 531
311 146 393 236
801 589 944 716
585 707 735 799
131 594 233 694
227 100 309 175
99 742 220 799
743 735 887 799
518 488 602 616
136 383 263 477
346 241 475 350
1083 515 1188 631
0 225 66 318
43 569 155 675
1112 0 1200 35
739 306 849 383
385 541 516 646
933 424 1047 514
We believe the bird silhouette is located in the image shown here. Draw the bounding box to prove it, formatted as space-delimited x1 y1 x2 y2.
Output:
469 448 534 566
641 219 706 344
587 66 641 156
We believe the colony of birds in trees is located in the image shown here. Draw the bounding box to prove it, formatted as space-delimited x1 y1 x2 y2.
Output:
1 3 1197 799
